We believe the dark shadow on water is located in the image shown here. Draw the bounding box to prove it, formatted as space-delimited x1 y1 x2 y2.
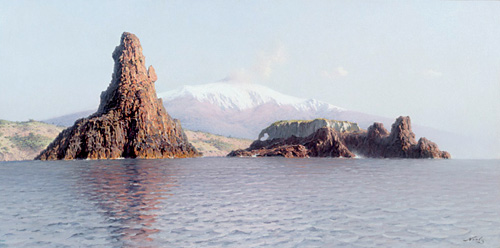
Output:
76 159 178 247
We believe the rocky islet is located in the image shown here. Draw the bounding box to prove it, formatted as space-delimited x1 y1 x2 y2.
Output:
229 116 450 159
36 32 200 160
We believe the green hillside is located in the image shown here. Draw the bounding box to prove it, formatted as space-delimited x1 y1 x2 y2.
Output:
0 120 64 161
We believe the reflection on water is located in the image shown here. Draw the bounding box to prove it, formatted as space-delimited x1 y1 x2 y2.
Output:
76 159 177 247
1 158 500 247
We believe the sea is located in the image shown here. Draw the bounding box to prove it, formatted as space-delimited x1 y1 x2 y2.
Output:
0 158 499 248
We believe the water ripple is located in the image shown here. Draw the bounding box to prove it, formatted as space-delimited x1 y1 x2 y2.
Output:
0 158 499 247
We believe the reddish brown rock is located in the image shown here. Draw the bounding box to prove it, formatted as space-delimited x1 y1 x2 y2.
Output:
304 127 354 158
229 116 450 159
345 116 450 159
229 127 354 158
36 32 200 160
228 145 309 158
413 137 450 159
147 65 157 82
385 116 418 157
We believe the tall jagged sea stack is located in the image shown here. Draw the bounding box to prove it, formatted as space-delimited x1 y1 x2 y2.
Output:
36 32 200 160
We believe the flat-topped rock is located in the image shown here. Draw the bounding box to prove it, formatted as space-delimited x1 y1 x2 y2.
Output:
258 118 360 141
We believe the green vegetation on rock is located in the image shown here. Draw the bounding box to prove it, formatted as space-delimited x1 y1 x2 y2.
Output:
0 120 12 126
0 119 64 161
260 118 362 141
206 138 233 151
8 133 53 151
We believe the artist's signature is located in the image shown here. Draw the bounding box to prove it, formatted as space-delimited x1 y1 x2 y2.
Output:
463 236 484 244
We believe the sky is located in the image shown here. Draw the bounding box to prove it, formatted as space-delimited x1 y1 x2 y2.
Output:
1 1 499 155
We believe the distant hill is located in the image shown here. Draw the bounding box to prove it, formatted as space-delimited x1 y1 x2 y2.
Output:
44 110 94 127
0 120 250 161
0 120 64 161
184 130 252 157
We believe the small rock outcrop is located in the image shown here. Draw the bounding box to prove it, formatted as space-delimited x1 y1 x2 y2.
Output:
228 116 450 159
258 118 360 141
36 32 200 160
344 116 450 158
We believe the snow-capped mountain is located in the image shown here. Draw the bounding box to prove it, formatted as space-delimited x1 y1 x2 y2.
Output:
158 81 344 113
159 81 389 139
44 80 390 139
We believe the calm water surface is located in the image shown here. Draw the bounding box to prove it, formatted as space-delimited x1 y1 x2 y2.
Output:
0 158 499 247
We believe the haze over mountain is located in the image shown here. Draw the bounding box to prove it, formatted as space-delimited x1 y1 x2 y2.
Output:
158 80 391 139
45 80 390 137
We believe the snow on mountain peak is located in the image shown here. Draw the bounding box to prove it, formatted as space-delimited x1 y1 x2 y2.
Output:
158 81 345 112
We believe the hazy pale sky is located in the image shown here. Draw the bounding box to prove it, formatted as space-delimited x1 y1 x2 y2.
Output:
1 1 499 147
